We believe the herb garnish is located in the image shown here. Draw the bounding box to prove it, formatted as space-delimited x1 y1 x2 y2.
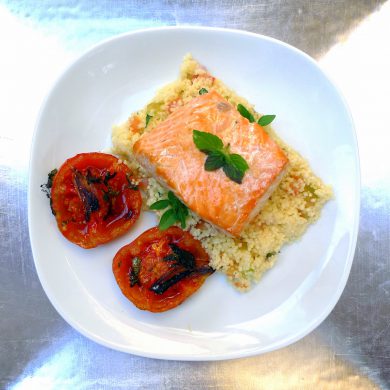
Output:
266 251 280 259
258 115 276 126
129 257 141 287
47 169 58 188
150 191 189 230
237 103 275 126
199 88 208 95
126 173 139 190
40 168 58 195
145 113 153 127
103 171 116 186
40 168 58 215
237 104 255 123
102 186 120 220
192 130 249 184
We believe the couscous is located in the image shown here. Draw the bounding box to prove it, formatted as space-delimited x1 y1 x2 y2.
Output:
111 54 333 291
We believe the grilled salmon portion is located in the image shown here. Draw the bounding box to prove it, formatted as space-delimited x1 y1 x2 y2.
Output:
133 90 288 236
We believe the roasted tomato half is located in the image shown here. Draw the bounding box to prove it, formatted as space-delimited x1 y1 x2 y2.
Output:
50 152 142 248
113 226 214 312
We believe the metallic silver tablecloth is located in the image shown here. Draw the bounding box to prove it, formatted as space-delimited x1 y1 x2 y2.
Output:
1 1 389 388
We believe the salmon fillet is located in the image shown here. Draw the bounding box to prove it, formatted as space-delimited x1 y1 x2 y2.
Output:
133 90 288 236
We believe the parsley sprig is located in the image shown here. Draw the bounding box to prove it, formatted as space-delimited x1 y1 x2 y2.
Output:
150 191 189 230
237 104 275 126
193 130 249 184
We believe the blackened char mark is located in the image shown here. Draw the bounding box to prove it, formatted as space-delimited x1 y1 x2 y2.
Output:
73 169 100 222
150 266 214 295
163 243 196 269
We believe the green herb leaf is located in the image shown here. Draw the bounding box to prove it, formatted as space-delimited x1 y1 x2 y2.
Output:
228 153 249 172
150 199 170 210
47 169 58 188
40 168 58 216
151 191 189 230
41 168 58 190
159 209 177 230
145 113 153 127
178 212 186 228
266 251 276 259
223 164 245 184
167 191 180 205
170 192 188 228
193 130 249 184
258 115 276 126
129 257 141 287
193 130 223 152
199 88 208 95
175 207 187 228
237 104 255 123
178 203 188 219
204 151 226 171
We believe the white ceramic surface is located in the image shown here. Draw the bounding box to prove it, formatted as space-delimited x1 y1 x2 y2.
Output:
28 27 360 360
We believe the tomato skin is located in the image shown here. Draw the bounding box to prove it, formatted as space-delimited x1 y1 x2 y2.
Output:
113 227 213 312
50 152 142 248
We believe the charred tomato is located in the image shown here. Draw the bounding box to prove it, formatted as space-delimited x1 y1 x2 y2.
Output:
113 226 214 312
50 152 142 248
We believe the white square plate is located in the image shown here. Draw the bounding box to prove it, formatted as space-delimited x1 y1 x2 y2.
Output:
28 27 360 360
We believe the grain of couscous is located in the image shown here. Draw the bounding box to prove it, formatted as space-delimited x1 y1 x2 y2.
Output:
111 54 332 291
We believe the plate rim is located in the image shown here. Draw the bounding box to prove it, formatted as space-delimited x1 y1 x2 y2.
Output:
28 25 361 360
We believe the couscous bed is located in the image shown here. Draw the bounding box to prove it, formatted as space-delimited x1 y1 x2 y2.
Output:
111 54 332 291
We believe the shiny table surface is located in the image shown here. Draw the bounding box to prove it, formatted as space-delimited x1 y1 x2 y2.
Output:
1 1 389 389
